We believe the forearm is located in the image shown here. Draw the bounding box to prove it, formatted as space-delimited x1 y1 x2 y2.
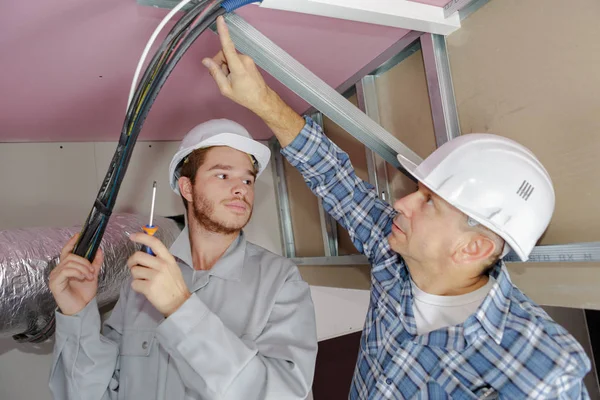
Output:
157 285 316 399
254 89 305 148
49 298 120 400
281 117 396 263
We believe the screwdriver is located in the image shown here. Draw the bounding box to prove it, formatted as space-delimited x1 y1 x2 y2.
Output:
141 181 158 256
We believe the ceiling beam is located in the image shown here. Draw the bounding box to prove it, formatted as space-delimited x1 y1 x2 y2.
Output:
260 0 460 35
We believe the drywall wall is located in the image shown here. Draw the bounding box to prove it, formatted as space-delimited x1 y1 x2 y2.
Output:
448 0 600 247
446 0 600 309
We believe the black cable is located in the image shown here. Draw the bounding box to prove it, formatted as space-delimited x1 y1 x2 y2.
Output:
15 2 227 343
73 2 224 261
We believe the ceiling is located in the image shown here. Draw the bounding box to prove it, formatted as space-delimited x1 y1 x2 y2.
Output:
0 0 453 142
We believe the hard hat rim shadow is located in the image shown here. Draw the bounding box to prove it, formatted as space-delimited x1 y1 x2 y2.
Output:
168 119 271 195
397 133 556 262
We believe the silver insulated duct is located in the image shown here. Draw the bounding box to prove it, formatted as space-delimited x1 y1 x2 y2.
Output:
0 214 181 342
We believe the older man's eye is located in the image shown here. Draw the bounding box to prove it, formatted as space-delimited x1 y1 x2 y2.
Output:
217 174 227 179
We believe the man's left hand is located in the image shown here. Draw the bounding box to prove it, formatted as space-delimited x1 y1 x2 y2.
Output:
127 233 191 317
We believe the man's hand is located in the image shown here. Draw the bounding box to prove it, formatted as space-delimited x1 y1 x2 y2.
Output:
202 16 274 118
128 233 191 318
49 234 103 316
203 16 305 146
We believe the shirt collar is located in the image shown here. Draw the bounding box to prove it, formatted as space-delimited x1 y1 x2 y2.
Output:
468 260 513 345
169 226 247 281
395 257 512 347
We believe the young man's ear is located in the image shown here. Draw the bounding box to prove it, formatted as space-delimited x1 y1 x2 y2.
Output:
452 234 496 265
179 177 193 204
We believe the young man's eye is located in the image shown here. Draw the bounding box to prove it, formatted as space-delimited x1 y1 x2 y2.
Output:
243 179 254 185
217 174 227 179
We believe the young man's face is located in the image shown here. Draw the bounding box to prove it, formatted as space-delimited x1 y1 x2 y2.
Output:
388 182 470 268
188 146 256 234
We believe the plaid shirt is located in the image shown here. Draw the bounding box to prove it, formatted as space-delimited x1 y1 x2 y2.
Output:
281 117 591 399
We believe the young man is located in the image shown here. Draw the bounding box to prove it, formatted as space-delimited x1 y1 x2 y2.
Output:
203 16 591 399
48 119 318 399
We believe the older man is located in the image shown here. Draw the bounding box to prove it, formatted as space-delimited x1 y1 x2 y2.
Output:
203 16 591 399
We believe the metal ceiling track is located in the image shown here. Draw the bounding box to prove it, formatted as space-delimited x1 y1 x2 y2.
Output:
219 11 600 266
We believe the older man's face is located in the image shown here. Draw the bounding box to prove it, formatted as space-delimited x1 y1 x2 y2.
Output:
388 183 469 267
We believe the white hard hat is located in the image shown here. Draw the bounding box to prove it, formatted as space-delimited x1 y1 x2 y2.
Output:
397 134 555 262
169 119 271 195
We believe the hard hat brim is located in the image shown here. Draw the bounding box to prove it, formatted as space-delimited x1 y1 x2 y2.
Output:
169 133 271 195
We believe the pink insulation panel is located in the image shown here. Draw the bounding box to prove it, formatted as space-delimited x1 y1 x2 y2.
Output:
0 1 410 142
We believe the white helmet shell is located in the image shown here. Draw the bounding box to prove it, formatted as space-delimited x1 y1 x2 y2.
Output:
397 133 555 262
169 119 271 195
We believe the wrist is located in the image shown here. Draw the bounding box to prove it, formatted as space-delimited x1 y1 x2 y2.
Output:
164 290 191 318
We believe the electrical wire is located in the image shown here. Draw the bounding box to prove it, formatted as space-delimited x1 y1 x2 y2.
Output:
13 0 238 343
127 0 194 110
73 1 224 262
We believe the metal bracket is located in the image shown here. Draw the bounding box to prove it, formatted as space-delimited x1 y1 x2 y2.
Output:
356 76 392 203
310 112 339 257
421 33 461 146
269 139 296 258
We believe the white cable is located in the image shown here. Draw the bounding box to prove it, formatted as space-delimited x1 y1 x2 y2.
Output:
127 0 193 110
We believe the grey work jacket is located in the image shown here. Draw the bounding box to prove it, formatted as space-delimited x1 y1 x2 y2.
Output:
49 229 318 400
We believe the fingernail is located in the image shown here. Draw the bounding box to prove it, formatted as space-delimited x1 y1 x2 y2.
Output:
202 59 209 67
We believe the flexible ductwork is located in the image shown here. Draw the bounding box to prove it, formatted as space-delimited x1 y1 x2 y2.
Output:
0 214 181 341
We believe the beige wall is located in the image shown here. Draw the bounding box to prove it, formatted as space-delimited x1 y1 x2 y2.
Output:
448 0 600 246
446 0 600 309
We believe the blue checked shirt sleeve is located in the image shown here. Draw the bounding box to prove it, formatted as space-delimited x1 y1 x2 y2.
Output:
551 330 591 400
281 117 396 265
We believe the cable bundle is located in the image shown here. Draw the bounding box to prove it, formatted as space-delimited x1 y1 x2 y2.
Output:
17 0 259 343
73 0 225 262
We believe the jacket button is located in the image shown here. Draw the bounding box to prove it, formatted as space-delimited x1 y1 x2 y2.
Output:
142 341 149 350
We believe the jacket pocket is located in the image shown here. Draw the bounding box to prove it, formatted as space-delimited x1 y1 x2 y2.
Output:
119 330 159 400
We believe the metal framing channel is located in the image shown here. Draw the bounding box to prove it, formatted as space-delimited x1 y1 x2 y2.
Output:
310 112 339 257
223 13 423 174
291 242 600 266
356 76 391 203
226 11 600 267
458 0 492 20
292 255 369 267
442 0 484 18
268 138 296 258
421 33 461 146
503 242 600 264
